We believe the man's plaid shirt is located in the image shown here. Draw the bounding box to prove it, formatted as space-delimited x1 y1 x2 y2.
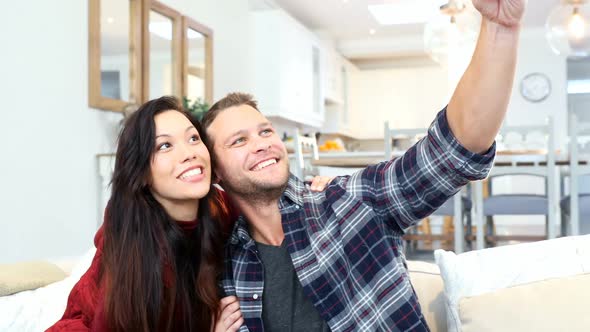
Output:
222 109 495 332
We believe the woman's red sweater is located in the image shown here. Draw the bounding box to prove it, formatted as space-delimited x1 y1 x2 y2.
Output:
46 220 199 331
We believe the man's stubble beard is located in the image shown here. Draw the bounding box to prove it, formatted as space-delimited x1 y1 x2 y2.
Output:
221 169 289 205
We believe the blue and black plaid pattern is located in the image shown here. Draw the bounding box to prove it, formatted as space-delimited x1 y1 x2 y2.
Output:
222 108 495 332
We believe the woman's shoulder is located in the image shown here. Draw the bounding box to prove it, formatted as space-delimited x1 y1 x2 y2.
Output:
94 225 105 251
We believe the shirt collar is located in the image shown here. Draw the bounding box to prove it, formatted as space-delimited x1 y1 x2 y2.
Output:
280 173 305 208
229 216 250 245
228 173 306 248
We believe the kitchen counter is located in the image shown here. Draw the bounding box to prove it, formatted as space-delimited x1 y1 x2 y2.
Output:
289 149 564 168
288 151 403 168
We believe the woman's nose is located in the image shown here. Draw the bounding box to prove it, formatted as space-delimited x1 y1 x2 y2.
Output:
180 142 197 162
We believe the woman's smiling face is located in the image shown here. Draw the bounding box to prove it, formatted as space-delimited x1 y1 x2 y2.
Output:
149 110 211 215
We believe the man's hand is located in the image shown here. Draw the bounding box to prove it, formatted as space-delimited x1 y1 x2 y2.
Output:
472 0 526 28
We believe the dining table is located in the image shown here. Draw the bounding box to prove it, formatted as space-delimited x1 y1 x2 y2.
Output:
301 149 575 253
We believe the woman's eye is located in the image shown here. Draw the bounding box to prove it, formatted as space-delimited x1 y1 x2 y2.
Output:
189 135 201 143
157 142 171 151
261 129 273 136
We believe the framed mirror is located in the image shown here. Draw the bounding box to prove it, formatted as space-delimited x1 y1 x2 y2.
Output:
89 0 213 111
183 17 213 104
88 0 143 112
144 1 182 100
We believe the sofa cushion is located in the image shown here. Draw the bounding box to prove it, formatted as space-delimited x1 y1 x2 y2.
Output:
0 248 96 331
407 260 446 332
435 234 590 332
0 261 67 296
459 273 590 332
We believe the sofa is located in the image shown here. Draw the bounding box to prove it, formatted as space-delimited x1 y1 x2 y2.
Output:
2 235 590 331
411 234 590 332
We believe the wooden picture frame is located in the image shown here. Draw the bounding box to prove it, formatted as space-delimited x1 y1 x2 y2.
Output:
182 16 214 104
88 0 213 111
88 0 143 112
142 0 183 101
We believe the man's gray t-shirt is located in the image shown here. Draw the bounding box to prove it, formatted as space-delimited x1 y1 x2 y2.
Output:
255 241 331 332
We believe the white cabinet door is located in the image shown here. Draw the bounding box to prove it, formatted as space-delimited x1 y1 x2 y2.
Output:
249 11 282 115
249 9 324 127
311 44 323 121
283 21 323 126
323 48 343 104
322 57 358 136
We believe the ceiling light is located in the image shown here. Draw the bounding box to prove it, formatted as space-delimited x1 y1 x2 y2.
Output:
368 0 444 25
106 17 114 24
369 29 376 35
546 0 590 57
423 0 480 64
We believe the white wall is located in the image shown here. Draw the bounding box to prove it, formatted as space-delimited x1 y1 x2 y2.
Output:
506 27 568 150
0 0 251 263
349 64 450 139
490 28 567 230
343 26 568 144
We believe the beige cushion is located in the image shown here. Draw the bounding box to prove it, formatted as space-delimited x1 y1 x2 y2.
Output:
0 261 67 296
435 235 590 332
459 273 590 332
407 260 447 332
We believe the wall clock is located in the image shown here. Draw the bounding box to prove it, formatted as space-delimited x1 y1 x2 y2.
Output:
520 72 551 103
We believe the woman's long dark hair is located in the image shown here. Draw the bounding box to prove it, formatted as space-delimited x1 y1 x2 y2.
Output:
102 96 228 331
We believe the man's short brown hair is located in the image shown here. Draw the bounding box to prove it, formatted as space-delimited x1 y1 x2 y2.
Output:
201 92 259 136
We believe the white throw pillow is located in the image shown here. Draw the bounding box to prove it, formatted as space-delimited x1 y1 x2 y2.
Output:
0 248 96 332
435 235 590 332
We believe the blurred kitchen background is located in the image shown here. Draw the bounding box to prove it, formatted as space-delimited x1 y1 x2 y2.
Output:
2 0 590 262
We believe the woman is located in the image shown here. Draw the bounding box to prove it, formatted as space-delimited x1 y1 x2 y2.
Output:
48 96 242 331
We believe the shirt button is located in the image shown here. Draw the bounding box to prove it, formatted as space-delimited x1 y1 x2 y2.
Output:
253 294 259 300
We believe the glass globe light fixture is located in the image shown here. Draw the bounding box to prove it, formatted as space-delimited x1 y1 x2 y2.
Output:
546 0 590 57
424 0 480 64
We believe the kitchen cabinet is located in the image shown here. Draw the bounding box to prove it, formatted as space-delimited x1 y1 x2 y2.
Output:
248 9 324 127
322 58 359 136
323 48 344 105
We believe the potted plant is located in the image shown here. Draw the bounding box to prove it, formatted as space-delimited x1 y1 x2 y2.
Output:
182 97 210 121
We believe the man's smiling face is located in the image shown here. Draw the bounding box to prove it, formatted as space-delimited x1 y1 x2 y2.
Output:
206 104 290 198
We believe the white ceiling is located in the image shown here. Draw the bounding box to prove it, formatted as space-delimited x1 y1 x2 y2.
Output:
273 0 556 40
270 0 558 61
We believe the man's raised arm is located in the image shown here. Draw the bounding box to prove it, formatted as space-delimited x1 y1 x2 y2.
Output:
447 0 525 153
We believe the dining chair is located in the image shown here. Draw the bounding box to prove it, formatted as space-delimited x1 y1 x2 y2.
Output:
560 114 590 236
473 116 558 249
384 122 472 253
293 128 319 181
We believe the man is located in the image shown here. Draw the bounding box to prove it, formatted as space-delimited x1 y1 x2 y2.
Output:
205 1 525 330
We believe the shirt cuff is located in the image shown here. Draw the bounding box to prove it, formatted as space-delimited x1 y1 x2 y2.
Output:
430 107 496 181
